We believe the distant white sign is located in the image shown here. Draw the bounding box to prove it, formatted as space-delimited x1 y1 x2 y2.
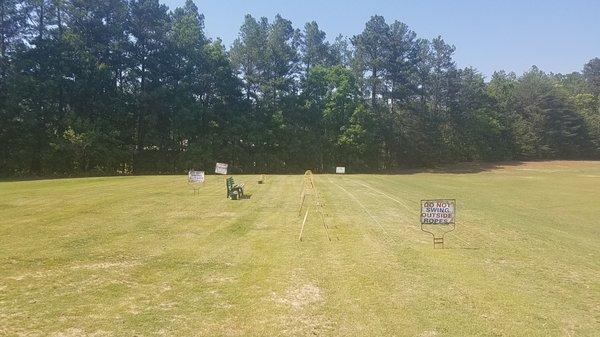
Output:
421 199 455 225
336 167 346 174
188 170 205 183
215 163 228 175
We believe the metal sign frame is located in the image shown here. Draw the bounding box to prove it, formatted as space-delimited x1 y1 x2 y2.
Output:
420 199 456 248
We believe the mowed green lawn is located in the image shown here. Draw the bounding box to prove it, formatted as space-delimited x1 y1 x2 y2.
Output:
1 162 599 336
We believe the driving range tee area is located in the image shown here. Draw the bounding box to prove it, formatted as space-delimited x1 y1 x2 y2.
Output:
0 161 598 336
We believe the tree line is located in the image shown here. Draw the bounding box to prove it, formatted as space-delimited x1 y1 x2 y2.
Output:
1 0 599 176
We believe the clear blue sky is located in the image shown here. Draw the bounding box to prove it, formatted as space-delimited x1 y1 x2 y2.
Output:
161 0 600 78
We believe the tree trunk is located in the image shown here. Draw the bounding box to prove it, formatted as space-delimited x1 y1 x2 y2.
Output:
390 80 394 113
38 2 45 41
371 67 377 107
56 2 65 121
0 0 6 60
134 60 146 173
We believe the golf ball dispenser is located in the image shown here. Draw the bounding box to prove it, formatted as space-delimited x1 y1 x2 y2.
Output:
420 199 456 248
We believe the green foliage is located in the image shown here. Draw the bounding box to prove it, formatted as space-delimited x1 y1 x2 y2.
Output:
583 57 600 95
0 4 598 177
302 21 336 71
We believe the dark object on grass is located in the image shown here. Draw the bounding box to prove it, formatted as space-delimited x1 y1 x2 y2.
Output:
226 177 245 200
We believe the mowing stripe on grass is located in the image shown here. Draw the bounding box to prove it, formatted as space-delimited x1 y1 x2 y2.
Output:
327 177 399 245
355 181 414 212
347 177 475 248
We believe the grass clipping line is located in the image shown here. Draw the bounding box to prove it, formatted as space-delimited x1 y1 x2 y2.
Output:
327 177 401 246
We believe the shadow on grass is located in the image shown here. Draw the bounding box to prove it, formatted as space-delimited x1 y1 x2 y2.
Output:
377 161 527 175
0 174 149 183
234 193 253 200
0 161 534 182
443 247 482 250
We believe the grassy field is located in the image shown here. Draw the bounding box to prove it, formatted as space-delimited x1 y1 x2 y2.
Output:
1 161 599 336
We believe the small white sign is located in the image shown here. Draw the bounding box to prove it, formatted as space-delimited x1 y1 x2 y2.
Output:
421 199 455 225
215 163 228 175
188 170 205 183
336 167 346 174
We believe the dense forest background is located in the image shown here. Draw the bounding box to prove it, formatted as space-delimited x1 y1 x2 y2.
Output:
1 0 599 176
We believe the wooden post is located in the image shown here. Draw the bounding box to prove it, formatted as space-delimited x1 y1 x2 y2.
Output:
297 191 306 216
299 208 309 241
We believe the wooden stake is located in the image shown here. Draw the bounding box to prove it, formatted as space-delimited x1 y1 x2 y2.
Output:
297 191 306 216
299 207 309 241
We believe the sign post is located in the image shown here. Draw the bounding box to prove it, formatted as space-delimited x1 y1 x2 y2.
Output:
336 167 346 174
420 199 456 248
187 170 205 195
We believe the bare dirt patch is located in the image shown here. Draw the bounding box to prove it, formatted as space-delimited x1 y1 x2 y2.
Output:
71 261 140 270
6 270 58 281
51 328 111 337
418 330 438 337
204 275 234 284
272 283 322 309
